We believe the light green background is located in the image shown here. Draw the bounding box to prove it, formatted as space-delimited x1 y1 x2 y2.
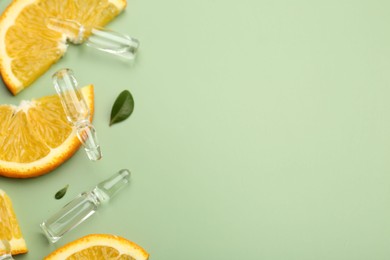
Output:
1 0 390 259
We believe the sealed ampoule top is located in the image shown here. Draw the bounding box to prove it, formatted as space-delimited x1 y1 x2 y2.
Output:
52 68 102 161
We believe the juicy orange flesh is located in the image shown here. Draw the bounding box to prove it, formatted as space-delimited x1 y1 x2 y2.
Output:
0 106 13 143
37 0 121 25
27 96 72 148
0 110 50 163
0 94 73 163
6 3 63 86
67 246 135 260
5 0 122 87
0 194 23 241
43 234 149 260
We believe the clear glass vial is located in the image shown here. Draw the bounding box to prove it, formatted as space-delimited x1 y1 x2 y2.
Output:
52 68 102 161
47 17 139 60
40 169 131 243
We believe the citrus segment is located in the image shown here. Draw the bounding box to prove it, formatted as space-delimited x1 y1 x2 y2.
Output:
0 189 28 255
44 234 149 260
0 85 94 178
0 0 126 95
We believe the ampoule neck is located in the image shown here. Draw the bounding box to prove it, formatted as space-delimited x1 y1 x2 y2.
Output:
90 187 110 204
88 169 131 205
75 119 92 129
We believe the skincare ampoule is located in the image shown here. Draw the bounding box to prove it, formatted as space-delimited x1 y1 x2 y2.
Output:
52 68 102 161
47 17 139 60
40 169 131 243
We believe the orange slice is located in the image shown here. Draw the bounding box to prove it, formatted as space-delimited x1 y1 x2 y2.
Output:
0 84 94 178
44 234 149 259
0 189 27 255
0 0 126 95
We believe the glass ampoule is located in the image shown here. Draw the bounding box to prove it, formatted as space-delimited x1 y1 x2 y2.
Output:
40 169 131 243
47 17 139 60
52 68 102 161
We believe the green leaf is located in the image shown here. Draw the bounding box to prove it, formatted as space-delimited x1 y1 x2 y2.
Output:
110 90 134 126
55 184 69 200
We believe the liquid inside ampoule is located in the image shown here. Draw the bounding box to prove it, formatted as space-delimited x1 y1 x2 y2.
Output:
40 169 131 243
40 192 100 243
